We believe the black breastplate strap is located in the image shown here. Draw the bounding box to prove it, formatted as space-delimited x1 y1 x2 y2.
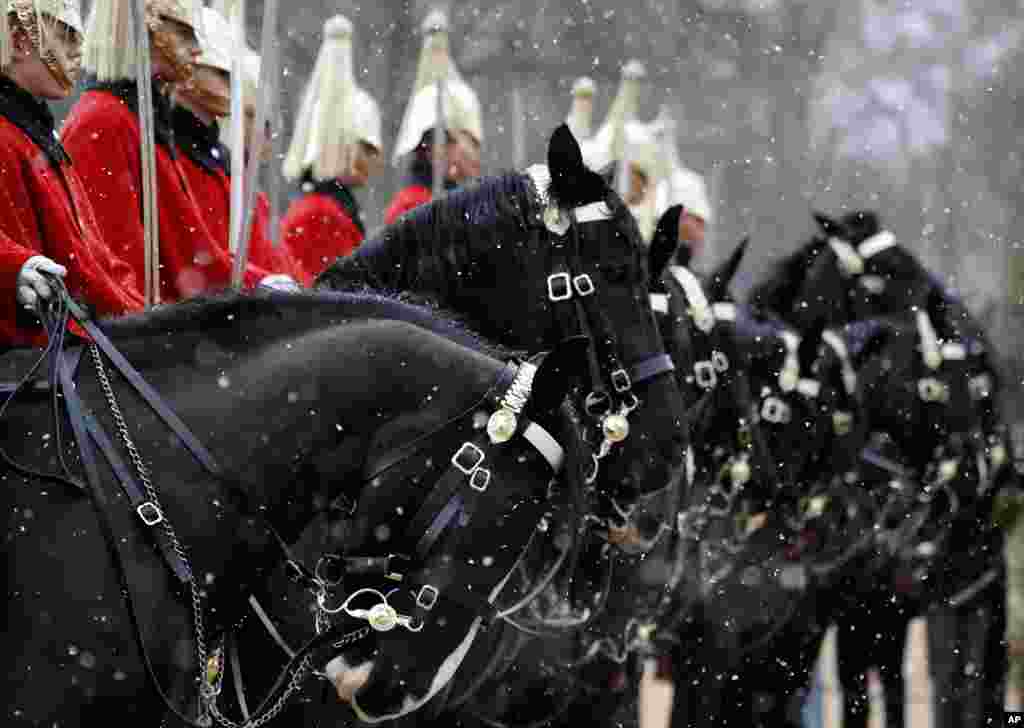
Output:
66 297 221 476
59 350 192 583
629 353 675 385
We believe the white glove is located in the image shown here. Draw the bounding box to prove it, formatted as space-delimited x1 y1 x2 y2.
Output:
259 274 301 292
17 255 67 310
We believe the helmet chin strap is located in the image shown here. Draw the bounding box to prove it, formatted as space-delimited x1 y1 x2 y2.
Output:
151 24 195 85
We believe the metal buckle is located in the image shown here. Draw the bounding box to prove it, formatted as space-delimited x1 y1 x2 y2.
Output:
761 397 791 424
384 553 410 582
711 350 730 373
315 554 345 587
470 467 491 492
610 368 632 393
694 361 717 390
416 585 439 611
584 391 611 417
969 374 992 401
137 501 164 526
918 378 950 403
452 442 486 474
547 272 572 302
573 273 596 297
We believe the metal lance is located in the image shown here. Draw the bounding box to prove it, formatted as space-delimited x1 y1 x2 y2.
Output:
227 0 246 283
432 76 446 201
131 0 160 306
237 0 280 265
265 31 284 248
512 82 526 170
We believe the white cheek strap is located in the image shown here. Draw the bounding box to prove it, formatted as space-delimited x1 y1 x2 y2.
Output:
668 265 715 333
823 329 857 395
829 229 896 277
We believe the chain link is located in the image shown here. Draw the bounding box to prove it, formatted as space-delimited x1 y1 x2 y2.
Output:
88 344 217 725
208 654 314 728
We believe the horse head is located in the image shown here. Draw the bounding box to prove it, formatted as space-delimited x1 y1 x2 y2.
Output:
319 123 689 538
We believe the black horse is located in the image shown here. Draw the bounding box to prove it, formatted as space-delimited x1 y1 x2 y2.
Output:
309 126 688 726
317 124 688 513
831 311 1011 728
749 210 1009 728
3 290 592 726
645 248 877 727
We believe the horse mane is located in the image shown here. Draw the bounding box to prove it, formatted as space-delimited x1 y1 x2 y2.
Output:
746 236 827 319
99 289 521 362
317 172 538 295
317 167 646 297
842 318 900 369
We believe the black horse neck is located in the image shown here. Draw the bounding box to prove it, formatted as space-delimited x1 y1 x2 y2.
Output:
87 293 508 624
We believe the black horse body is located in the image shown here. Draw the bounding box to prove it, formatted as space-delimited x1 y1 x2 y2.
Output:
308 128 689 727
748 211 1009 728
3 291 586 726
645 253 876 727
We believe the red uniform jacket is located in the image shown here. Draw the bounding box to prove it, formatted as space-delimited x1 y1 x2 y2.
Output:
61 80 271 303
383 183 432 226
170 107 311 287
281 175 365 278
0 77 144 347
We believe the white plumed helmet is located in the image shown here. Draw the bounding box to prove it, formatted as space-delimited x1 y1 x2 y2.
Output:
565 76 596 142
82 0 199 81
391 8 483 164
580 59 645 173
194 5 231 74
282 14 383 182
1 0 84 79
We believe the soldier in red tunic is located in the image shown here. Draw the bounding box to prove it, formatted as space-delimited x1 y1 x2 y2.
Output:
279 15 383 278
0 0 144 347
384 9 483 226
170 6 304 288
61 0 280 303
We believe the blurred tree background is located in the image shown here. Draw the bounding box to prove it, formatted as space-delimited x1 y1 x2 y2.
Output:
64 0 1024 418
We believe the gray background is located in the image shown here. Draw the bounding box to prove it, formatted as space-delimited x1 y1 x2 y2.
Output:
61 0 1024 415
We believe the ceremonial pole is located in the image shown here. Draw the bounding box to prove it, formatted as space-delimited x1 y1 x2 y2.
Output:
512 83 526 170
266 30 284 248
431 79 446 200
227 0 246 284
428 12 446 201
237 0 279 265
131 0 160 306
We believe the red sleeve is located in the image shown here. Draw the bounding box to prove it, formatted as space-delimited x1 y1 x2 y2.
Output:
0 129 144 346
0 139 56 345
62 165 146 315
62 92 267 302
384 185 432 226
0 226 39 347
248 192 312 287
280 193 364 280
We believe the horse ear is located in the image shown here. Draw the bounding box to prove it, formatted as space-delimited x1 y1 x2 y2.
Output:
648 206 683 284
798 318 826 376
813 211 842 237
707 236 748 301
548 124 586 192
529 335 590 412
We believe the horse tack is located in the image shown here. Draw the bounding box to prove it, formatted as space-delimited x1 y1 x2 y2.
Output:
537 190 675 494
306 360 567 635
